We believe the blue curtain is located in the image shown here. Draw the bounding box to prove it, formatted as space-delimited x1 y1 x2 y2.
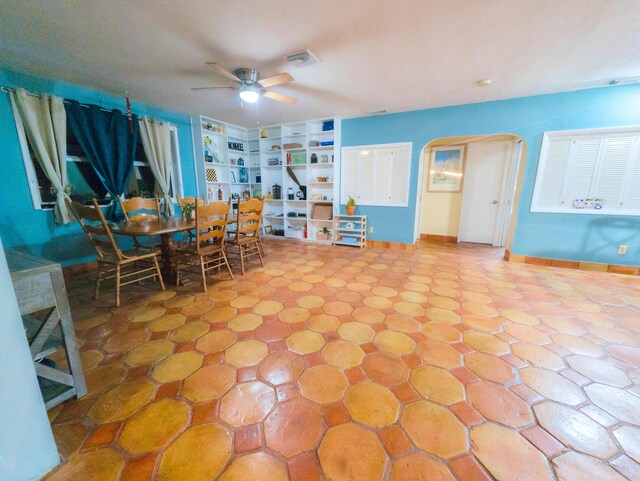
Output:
65 100 139 219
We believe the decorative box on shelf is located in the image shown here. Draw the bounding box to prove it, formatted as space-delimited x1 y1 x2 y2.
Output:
333 215 367 248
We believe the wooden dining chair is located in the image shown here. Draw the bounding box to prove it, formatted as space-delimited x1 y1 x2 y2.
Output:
67 199 165 307
176 195 207 247
226 197 265 275
117 195 162 249
175 199 234 292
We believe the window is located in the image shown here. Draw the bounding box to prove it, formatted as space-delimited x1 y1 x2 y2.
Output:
341 142 412 206
531 126 640 215
19 121 183 209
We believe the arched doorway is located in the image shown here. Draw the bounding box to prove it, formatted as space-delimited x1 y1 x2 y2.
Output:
414 133 528 252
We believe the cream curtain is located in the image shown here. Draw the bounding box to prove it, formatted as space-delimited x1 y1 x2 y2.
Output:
139 117 174 215
11 88 71 224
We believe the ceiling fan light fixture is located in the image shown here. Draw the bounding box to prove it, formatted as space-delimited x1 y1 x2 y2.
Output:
239 86 260 103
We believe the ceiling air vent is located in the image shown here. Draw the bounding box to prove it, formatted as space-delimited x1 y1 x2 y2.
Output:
284 49 321 67
367 108 389 115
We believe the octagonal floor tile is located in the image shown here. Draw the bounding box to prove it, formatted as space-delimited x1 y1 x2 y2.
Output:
168 321 210 342
219 381 276 427
362 352 410 385
471 422 553 481
195 330 237 354
426 308 461 324
308 313 340 333
259 351 305 385
614 425 640 464
163 295 194 308
124 339 174 367
422 322 461 343
401 400 466 458
152 352 203 383
566 355 631 388
157 423 231 481
322 341 365 368
218 452 288 481
352 307 385 324
278 307 311 324
85 365 127 398
225 340 269 367
385 313 421 333
551 333 605 357
521 367 586 406
500 309 539 326
119 399 189 454
467 380 532 427
182 300 215 316
46 448 123 481
229 295 259 309
103 329 150 354
534 401 618 459
465 352 516 384
202 306 237 324
417 340 462 369
338 322 375 343
511 343 565 371
463 315 503 333
299 364 348 404
318 423 387 481
375 331 416 354
297 295 326 308
128 306 166 323
463 331 510 355
88 380 155 424
345 382 400 427
253 300 284 316
228 313 263 333
505 324 550 344
286 330 326 354
393 301 424 317
390 453 457 481
182 364 236 403
552 452 626 481
585 383 640 424
323 301 354 316
264 398 325 457
149 313 187 332
410 366 464 405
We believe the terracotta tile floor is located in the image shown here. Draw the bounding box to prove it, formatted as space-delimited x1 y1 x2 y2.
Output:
44 240 640 481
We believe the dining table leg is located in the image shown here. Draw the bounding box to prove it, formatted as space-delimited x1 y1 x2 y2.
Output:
160 232 191 285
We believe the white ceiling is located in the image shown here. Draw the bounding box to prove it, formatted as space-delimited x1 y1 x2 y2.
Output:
1 0 639 127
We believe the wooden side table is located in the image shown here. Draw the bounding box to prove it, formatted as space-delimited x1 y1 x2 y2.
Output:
7 249 86 409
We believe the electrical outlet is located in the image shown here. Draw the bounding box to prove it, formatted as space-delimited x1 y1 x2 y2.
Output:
369 226 374 234
618 245 627 255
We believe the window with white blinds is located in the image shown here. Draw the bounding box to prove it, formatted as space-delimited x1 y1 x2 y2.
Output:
341 143 412 206
531 126 640 215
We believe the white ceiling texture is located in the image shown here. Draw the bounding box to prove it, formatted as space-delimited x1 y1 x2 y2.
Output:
1 0 639 127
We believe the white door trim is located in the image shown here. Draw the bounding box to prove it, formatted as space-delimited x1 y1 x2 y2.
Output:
414 146 427 242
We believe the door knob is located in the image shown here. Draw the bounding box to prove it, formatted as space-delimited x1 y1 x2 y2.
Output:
490 200 498 204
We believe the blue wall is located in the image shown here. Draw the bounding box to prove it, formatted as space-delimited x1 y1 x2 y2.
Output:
0 67 197 266
342 85 640 266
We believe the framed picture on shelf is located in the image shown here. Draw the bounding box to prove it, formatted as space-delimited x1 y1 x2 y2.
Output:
230 171 236 183
427 146 466 192
265 225 273 235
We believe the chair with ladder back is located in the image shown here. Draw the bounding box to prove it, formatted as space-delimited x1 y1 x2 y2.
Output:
175 199 234 291
226 197 265 275
67 199 165 307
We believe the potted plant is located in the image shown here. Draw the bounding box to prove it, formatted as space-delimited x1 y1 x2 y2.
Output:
316 227 331 241
345 196 356 216
182 201 196 221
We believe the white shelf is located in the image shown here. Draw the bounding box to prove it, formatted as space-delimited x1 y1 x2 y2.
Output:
309 182 333 186
205 163 228 167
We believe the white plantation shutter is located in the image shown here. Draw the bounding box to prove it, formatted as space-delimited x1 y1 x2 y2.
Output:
532 127 640 215
341 143 411 206
535 137 572 208
561 137 600 204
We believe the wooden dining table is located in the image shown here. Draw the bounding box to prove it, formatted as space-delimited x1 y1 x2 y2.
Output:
109 216 196 284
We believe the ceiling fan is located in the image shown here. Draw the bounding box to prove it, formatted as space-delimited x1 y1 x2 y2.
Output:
192 63 297 105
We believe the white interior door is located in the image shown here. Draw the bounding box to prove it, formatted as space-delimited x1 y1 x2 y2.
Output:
458 141 512 244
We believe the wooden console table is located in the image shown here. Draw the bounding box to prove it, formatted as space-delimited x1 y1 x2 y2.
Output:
7 249 86 409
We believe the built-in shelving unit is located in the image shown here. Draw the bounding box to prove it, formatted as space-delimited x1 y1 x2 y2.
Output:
256 118 341 243
200 116 262 205
196 116 340 244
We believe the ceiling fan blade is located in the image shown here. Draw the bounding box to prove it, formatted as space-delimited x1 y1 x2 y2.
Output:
191 86 237 91
263 90 297 105
205 62 242 83
258 72 293 89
